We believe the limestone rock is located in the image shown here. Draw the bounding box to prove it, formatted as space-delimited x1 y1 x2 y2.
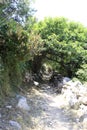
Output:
9 120 21 130
17 96 30 111
81 97 87 106
82 116 87 129
63 77 71 84
34 81 39 86
6 105 12 109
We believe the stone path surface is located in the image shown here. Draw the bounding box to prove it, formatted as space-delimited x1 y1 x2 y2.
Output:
0 83 86 130
25 84 83 130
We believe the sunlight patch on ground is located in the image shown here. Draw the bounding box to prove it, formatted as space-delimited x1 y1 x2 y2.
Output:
49 95 68 109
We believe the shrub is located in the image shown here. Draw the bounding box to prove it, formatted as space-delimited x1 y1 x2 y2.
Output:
76 64 87 82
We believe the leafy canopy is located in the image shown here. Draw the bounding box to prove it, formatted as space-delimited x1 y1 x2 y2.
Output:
35 17 87 77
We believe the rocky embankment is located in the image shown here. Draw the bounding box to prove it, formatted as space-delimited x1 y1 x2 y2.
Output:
0 77 87 130
60 78 87 127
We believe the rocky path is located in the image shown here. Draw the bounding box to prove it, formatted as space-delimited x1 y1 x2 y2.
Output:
26 84 82 130
0 82 86 130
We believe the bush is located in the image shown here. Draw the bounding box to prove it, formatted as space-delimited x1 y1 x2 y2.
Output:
76 64 87 82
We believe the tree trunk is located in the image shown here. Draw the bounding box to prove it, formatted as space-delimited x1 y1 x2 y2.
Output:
31 51 47 73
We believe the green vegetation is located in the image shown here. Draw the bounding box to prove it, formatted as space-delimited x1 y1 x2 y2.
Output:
34 17 87 77
76 64 87 82
0 1 87 97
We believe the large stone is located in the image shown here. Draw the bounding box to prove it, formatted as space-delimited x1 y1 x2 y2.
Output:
9 120 21 130
79 114 87 122
63 77 71 84
62 81 74 91
82 116 87 129
69 96 80 110
6 105 12 109
80 97 87 106
17 96 30 111
62 88 80 109
33 81 39 86
77 104 87 118
78 87 87 97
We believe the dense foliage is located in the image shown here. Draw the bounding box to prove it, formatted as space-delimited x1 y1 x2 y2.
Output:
0 0 43 96
0 1 87 96
34 17 87 77
76 64 87 82
0 0 35 26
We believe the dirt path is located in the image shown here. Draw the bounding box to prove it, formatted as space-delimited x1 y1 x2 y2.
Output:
24 83 82 130
0 83 84 130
